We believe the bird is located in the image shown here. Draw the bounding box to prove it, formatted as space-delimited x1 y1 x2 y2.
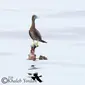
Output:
31 73 42 83
29 15 47 44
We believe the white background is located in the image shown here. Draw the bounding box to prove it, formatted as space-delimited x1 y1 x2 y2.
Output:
0 0 85 85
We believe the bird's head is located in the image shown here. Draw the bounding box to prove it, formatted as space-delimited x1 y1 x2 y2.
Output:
32 15 38 21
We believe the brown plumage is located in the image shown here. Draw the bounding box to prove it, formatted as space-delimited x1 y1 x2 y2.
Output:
29 15 47 43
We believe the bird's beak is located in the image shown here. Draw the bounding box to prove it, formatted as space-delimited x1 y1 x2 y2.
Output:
36 16 39 19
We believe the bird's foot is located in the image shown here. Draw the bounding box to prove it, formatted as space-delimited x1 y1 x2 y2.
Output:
35 41 39 47
31 42 39 48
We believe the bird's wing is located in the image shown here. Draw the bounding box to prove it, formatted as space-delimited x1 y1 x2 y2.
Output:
34 28 42 40
29 30 34 40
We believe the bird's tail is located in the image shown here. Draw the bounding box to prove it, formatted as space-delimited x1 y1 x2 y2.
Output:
40 40 47 43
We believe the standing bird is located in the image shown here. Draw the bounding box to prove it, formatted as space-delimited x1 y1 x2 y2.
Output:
29 15 47 44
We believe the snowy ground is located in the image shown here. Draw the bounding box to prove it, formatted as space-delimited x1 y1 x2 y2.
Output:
0 0 85 85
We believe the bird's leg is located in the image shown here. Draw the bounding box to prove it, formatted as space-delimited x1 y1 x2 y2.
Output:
32 40 35 44
31 40 35 47
36 41 39 47
32 40 39 47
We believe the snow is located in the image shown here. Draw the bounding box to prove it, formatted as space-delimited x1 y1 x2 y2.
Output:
0 0 85 85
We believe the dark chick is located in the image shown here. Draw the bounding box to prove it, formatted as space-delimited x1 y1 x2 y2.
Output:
32 73 42 83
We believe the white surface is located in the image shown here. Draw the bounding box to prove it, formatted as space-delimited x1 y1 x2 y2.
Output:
0 0 85 85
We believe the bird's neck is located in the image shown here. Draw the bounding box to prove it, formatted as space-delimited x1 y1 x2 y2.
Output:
31 20 35 28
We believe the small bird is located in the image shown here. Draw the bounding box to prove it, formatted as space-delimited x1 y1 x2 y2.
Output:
29 15 47 44
31 73 42 83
